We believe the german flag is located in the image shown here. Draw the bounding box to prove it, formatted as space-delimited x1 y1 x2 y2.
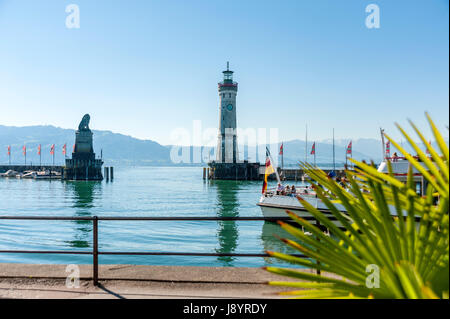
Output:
262 150 275 194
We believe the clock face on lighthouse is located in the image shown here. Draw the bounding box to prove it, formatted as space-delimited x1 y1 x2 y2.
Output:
227 104 233 111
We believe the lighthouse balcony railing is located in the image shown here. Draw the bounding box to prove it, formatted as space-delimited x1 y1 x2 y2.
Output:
218 81 238 88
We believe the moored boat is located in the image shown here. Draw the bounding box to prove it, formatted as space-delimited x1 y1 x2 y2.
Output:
257 156 425 226
34 170 62 180
0 170 20 178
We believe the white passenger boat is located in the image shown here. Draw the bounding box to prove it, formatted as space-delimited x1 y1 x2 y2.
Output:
257 185 348 228
257 156 426 224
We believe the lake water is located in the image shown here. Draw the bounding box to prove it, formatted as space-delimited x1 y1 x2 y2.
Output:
0 167 305 268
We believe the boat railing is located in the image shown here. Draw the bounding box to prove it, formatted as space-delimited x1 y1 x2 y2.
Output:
385 155 434 162
264 186 316 197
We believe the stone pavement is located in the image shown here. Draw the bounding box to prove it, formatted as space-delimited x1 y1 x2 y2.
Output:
0 264 317 299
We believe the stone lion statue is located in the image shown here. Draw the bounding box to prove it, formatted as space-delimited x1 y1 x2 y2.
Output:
78 114 90 131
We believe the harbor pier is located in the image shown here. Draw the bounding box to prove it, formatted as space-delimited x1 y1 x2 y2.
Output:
278 168 347 181
207 161 261 180
104 166 114 181
205 166 349 181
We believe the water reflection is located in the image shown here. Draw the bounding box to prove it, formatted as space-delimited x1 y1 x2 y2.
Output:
260 221 302 265
212 180 240 266
64 181 102 248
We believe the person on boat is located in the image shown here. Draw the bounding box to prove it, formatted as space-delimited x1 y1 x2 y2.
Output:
340 176 348 187
291 185 296 196
302 186 309 194
335 176 345 187
285 185 291 195
276 183 284 195
392 152 399 162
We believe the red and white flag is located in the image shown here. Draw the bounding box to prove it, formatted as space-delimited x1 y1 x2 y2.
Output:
7 146 11 156
279 143 283 156
310 142 316 155
22 145 26 156
386 141 391 157
50 144 55 155
346 141 352 155
62 143 67 155
37 144 41 156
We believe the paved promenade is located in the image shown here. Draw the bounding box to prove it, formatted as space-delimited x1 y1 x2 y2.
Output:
0 264 314 299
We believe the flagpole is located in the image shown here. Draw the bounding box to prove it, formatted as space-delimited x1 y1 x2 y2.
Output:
380 128 386 161
314 142 316 167
332 129 336 171
351 145 353 169
305 125 308 164
345 147 347 168
267 146 281 184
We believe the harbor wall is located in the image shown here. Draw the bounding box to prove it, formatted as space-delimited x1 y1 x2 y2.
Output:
206 165 349 181
277 168 348 181
207 161 261 180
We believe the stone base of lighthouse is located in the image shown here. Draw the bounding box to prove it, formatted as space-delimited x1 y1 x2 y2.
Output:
207 161 260 180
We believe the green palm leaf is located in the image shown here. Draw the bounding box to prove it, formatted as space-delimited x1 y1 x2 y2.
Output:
266 114 449 299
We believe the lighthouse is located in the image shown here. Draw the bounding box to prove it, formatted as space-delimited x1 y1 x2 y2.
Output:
217 62 238 163
208 63 260 180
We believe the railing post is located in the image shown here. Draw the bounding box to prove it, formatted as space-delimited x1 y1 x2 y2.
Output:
93 216 99 286
315 219 321 276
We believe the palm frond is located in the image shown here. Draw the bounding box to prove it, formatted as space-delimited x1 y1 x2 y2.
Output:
266 114 449 299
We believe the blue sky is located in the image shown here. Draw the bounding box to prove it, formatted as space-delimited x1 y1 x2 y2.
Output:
0 0 448 145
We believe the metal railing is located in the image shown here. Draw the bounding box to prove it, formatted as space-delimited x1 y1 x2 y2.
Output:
0 215 309 286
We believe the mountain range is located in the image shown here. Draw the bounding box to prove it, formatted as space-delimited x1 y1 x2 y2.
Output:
0 124 436 167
